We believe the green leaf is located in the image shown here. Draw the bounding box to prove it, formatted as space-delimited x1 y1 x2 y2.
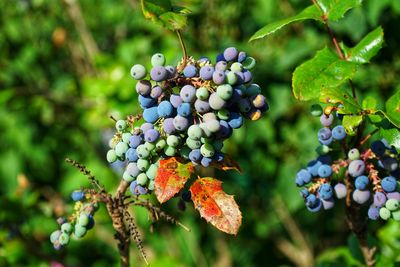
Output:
320 87 362 114
293 47 358 101
385 89 400 128
249 5 322 42
316 0 363 21
159 12 188 31
362 96 377 110
378 119 400 151
342 115 363 135
141 0 172 19
141 0 189 30
346 27 384 63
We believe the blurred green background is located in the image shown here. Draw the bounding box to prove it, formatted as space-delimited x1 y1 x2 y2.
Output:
1 0 400 266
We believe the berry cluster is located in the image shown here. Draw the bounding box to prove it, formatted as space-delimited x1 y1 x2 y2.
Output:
106 47 268 195
50 190 97 249
295 106 400 220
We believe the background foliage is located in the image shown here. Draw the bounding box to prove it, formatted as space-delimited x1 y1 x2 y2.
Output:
0 0 399 266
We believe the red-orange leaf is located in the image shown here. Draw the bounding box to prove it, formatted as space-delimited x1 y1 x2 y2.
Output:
190 177 242 235
154 157 194 203
212 155 242 173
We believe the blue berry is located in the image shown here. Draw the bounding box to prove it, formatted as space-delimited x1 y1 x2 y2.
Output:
355 175 369 190
157 101 174 117
183 65 197 78
199 65 214 80
381 176 397 192
71 190 85 202
318 164 332 178
332 125 346 140
319 183 333 200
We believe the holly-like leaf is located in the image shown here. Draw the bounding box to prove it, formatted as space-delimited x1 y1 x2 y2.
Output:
190 178 242 235
385 89 400 128
362 96 377 111
141 0 189 31
141 0 172 20
249 5 322 42
315 0 362 21
154 157 194 203
319 86 362 114
378 119 400 151
342 115 363 135
293 47 358 101
345 27 384 63
211 155 242 173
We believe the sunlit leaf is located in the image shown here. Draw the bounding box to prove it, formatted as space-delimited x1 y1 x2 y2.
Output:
141 0 189 31
154 157 194 203
385 88 400 128
293 47 358 101
346 27 384 63
316 0 362 21
319 86 362 114
249 5 322 42
190 178 242 235
342 115 363 135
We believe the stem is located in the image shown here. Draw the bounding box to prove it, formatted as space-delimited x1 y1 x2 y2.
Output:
176 30 187 71
344 174 376 267
311 0 357 101
359 129 379 146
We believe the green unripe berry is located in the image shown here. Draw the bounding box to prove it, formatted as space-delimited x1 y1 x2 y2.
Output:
137 173 148 186
216 84 233 100
148 181 155 191
61 223 72 234
144 142 156 152
217 109 230 120
188 125 203 140
77 213 89 226
164 145 177 156
155 139 166 150
130 64 147 80
151 53 166 66
226 71 238 85
122 171 134 182
59 232 70 245
167 135 180 147
180 146 191 159
200 143 215 158
106 149 117 163
379 207 391 220
242 57 256 70
115 120 127 131
245 84 261 96
230 62 242 72
50 230 61 243
310 104 323 117
385 199 399 211
348 148 360 160
137 159 150 171
186 138 201 149
146 164 158 180
122 132 132 143
74 225 87 238
136 145 150 158
196 87 209 100
115 142 129 157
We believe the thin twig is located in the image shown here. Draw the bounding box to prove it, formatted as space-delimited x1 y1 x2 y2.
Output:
176 30 188 71
359 129 379 146
65 158 106 193
311 0 357 101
